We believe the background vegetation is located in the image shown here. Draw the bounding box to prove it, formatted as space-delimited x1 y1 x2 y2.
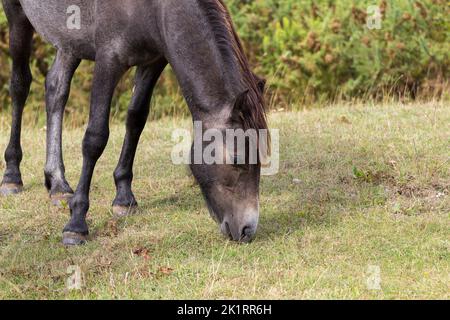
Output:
0 0 448 126
0 1 448 300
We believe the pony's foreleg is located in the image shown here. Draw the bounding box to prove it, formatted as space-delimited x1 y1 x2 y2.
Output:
62 53 127 246
0 4 33 196
44 51 80 206
112 59 167 216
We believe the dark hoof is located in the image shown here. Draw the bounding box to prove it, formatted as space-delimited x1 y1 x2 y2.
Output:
50 193 73 207
62 232 87 246
0 183 23 196
112 205 137 217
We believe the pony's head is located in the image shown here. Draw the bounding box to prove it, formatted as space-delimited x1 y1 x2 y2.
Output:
189 0 269 242
191 76 267 243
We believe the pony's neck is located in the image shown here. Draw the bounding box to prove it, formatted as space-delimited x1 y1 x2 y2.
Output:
160 0 248 122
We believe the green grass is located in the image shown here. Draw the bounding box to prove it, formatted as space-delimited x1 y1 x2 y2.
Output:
0 101 448 299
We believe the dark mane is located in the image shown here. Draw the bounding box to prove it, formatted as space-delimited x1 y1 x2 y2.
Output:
198 0 268 132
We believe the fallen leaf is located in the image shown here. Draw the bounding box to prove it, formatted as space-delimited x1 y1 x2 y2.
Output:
158 266 174 275
339 116 352 124
133 247 151 260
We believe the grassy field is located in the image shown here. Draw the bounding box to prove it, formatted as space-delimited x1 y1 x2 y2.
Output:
0 101 448 299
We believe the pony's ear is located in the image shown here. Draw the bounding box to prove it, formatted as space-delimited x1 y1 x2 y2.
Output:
231 89 250 125
252 73 267 94
257 78 266 94
233 89 249 111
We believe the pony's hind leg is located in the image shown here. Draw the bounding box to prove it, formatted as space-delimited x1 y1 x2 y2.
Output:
112 59 167 216
44 51 80 206
0 0 34 196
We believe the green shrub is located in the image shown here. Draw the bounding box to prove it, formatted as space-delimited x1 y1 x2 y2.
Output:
0 0 448 125
228 0 449 104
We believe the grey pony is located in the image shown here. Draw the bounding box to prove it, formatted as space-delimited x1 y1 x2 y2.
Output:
0 0 268 245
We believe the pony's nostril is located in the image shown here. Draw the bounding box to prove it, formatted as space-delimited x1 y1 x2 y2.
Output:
222 221 257 242
240 225 255 243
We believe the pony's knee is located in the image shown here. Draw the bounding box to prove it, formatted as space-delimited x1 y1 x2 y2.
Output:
82 128 110 160
126 107 149 130
10 65 32 99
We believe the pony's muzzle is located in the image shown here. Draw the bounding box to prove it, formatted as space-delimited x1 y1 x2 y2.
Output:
220 210 259 243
